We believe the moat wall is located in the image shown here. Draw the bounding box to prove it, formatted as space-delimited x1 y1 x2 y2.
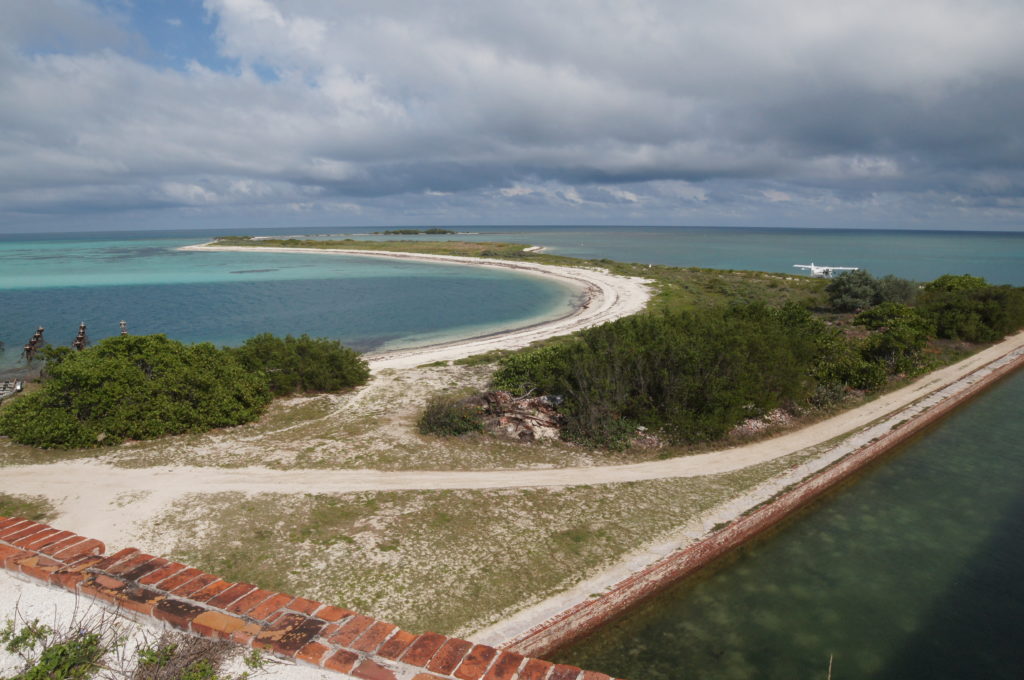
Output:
502 346 1024 658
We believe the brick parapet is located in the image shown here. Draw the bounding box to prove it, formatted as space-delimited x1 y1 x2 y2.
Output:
502 344 1024 657
0 517 621 680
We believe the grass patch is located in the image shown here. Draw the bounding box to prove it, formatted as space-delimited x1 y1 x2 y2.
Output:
155 452 807 636
0 493 56 522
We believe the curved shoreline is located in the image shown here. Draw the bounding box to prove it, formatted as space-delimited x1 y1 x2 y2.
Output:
179 244 653 369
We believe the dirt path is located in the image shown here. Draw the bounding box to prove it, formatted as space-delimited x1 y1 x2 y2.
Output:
4 333 1022 548
181 244 654 370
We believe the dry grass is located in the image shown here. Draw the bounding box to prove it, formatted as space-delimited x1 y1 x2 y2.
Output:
151 450 812 637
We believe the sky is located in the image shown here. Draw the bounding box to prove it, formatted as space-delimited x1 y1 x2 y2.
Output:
1 0 1023 233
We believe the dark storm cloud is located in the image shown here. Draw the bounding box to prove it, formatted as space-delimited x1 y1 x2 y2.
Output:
0 0 1022 230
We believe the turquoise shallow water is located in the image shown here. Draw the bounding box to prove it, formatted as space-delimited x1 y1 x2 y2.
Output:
554 370 1024 679
0 231 576 375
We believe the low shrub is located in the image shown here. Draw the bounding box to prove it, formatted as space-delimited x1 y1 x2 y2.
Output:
418 394 483 436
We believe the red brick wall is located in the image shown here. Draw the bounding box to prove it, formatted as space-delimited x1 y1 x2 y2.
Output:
503 348 1024 658
0 518 621 680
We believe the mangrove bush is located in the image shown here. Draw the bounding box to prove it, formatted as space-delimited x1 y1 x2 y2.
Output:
0 335 271 449
493 304 828 448
227 333 369 396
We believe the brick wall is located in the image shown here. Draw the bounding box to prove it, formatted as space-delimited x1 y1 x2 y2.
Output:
502 346 1024 658
0 518 620 680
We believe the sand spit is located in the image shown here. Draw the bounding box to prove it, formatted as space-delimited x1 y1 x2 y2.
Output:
178 244 653 369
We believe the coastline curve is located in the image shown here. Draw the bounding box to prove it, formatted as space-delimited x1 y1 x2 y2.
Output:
178 244 654 369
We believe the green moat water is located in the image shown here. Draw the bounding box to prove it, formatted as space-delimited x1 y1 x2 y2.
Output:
554 369 1024 679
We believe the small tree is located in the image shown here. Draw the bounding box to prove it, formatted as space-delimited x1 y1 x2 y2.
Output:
826 270 882 312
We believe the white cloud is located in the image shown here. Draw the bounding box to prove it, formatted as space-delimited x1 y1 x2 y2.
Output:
762 190 792 203
0 0 1022 229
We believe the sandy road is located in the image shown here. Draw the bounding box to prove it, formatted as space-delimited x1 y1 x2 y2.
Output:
3 332 1022 548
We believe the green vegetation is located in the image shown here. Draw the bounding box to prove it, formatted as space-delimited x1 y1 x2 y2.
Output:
2 618 103 680
417 394 483 436
0 493 55 522
918 274 1024 342
211 235 530 258
826 269 918 312
227 334 369 397
373 228 456 235
1 612 266 680
0 335 271 449
482 266 1023 449
493 304 830 448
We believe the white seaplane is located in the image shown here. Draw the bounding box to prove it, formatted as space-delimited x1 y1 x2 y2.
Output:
793 263 859 278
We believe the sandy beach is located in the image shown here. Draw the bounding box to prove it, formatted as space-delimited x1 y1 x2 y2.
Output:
179 244 654 369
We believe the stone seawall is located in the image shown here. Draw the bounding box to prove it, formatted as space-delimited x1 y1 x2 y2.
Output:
502 346 1024 658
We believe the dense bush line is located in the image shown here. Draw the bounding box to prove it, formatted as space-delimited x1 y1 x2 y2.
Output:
493 304 831 447
0 335 271 449
0 333 369 449
491 271 1024 449
227 333 369 396
827 271 1024 343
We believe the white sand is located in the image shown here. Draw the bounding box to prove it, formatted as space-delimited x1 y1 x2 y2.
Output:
178 244 653 370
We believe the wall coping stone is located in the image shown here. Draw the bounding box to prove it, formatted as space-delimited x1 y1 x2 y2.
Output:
0 516 619 680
